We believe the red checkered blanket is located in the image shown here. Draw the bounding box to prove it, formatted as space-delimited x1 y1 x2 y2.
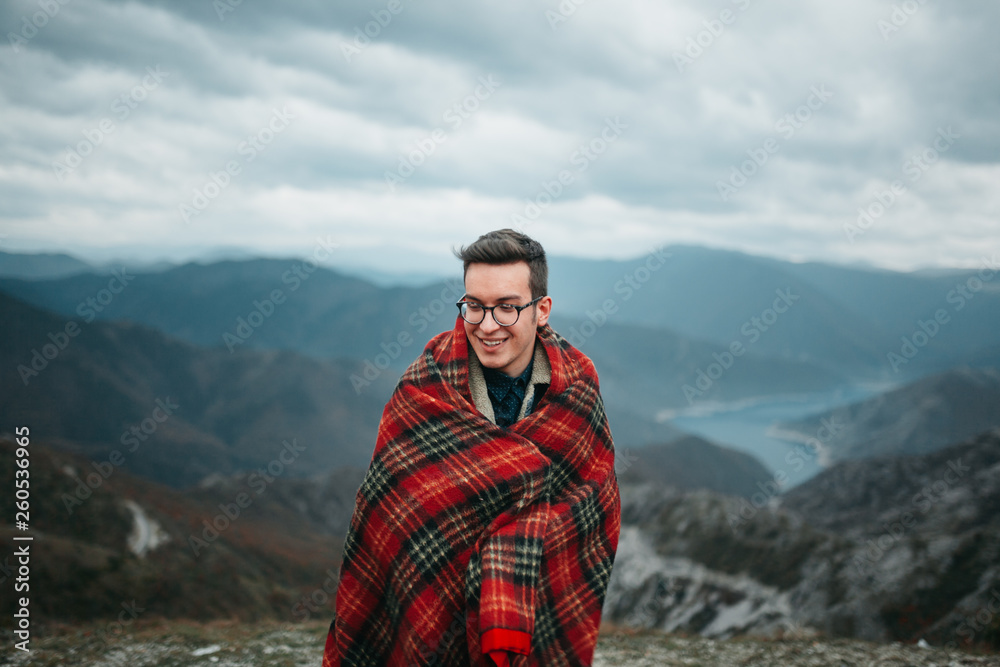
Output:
323 315 621 666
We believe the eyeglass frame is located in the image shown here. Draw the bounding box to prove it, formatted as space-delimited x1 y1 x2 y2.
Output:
456 295 544 326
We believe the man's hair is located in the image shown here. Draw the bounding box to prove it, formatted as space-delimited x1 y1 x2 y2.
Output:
453 228 548 299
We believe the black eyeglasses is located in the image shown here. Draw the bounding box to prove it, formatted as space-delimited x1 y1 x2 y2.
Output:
456 296 543 326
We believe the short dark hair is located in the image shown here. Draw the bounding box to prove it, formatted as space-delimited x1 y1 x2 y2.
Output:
453 228 548 299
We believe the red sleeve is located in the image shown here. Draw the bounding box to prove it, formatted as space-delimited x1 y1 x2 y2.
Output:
483 627 531 655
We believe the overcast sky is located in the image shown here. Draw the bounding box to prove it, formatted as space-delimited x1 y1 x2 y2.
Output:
1 0 997 272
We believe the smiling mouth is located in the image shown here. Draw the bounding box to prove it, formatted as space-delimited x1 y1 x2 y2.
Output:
480 338 507 349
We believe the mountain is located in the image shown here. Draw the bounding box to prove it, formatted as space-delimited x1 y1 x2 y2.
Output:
604 428 1000 650
318 243 458 287
0 291 392 486
547 248 886 374
4 246 998 385
0 292 697 486
779 428 1000 647
765 255 1000 368
553 316 845 415
0 257 440 362
772 367 1000 463
779 427 1000 537
547 246 1000 378
192 464 366 546
0 437 346 626
0 257 852 416
617 435 775 498
0 250 94 279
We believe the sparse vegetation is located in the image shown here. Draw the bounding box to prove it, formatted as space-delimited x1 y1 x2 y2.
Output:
5 620 999 667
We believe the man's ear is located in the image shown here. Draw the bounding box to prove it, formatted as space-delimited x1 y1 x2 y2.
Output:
535 296 552 327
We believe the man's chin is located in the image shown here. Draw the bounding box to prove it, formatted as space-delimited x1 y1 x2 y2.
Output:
477 350 512 373
480 357 507 371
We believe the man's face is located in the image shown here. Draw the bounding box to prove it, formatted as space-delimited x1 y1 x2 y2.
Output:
462 261 551 378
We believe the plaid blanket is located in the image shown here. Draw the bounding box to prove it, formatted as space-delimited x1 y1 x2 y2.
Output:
323 315 621 666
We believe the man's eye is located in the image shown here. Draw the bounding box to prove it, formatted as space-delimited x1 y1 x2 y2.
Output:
497 304 517 312
466 303 484 311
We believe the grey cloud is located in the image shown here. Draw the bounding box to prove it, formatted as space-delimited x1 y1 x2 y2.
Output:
1 0 997 269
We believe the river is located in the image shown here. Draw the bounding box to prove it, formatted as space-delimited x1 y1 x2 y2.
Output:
665 384 891 489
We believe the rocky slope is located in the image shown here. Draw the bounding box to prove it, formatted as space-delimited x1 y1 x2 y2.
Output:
4 430 999 654
617 435 776 499
0 437 345 627
604 429 1000 652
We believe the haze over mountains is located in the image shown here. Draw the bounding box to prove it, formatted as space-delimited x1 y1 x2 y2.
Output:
3 244 997 414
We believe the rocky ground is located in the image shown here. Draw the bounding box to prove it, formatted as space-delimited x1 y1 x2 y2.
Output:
4 621 999 667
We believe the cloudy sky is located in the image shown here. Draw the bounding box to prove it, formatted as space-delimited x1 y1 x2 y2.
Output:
1 0 997 273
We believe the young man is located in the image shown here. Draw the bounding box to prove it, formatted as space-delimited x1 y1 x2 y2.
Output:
324 229 621 666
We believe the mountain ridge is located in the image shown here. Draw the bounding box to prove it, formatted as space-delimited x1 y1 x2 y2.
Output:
773 367 1000 463
605 428 1000 649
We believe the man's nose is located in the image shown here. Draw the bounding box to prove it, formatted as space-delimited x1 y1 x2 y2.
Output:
479 310 501 332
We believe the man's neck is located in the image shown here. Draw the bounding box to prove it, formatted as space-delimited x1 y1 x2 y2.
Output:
481 359 528 379
489 351 534 379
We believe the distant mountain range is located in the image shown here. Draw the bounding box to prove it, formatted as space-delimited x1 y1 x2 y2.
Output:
772 367 1000 463
558 316 844 416
8 245 979 417
546 247 1000 378
0 254 863 421
0 258 412 361
0 292 693 485
4 244 997 476
0 292 392 485
4 245 997 387
0 250 94 279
